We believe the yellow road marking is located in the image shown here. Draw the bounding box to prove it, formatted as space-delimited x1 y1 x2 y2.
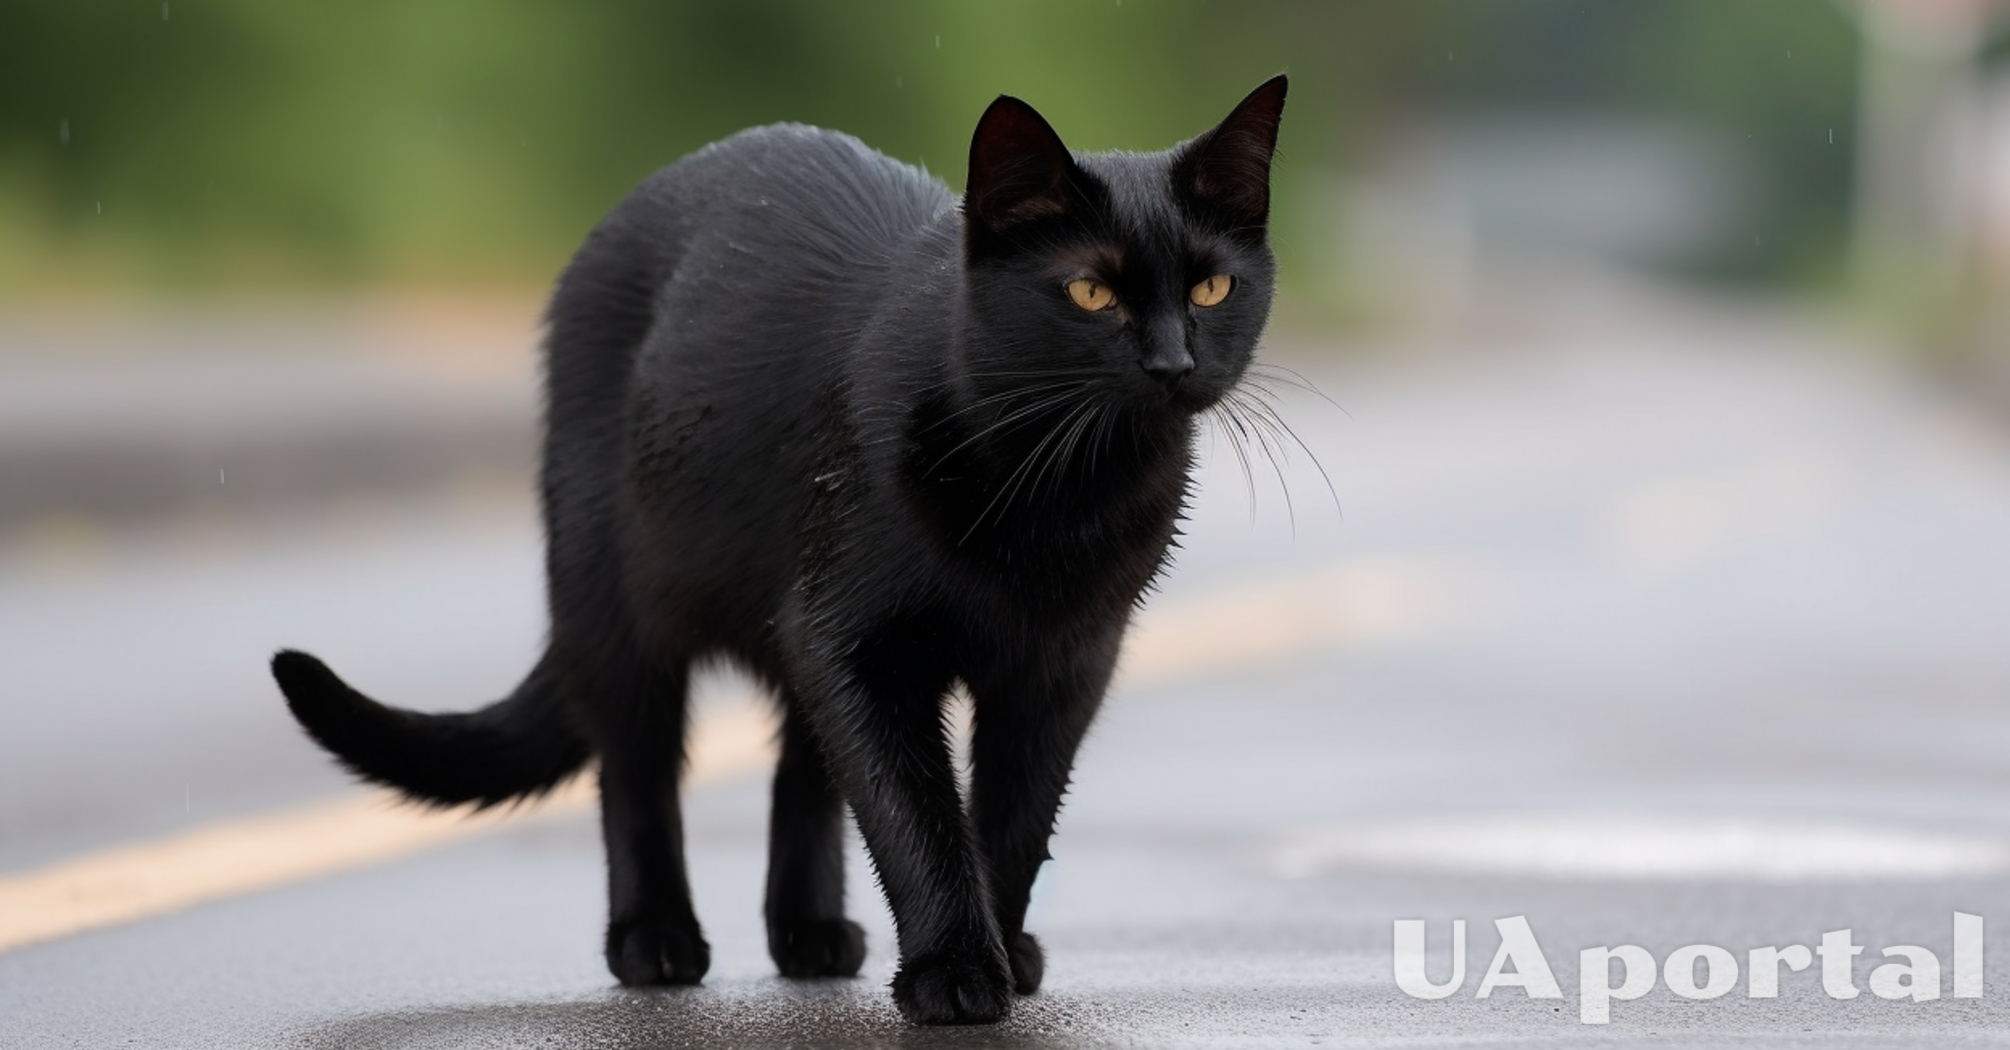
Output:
0 704 777 955
1120 557 1489 686
0 557 1482 954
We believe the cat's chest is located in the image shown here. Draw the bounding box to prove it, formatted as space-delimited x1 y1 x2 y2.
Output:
896 438 1184 570
804 392 1188 629
936 492 1182 635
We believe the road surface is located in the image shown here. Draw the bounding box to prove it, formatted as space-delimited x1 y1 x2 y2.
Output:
5 279 2010 1047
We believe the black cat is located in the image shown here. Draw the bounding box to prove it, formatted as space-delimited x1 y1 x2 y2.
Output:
273 74 1286 1025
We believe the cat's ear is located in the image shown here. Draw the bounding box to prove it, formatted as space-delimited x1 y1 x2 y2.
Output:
1177 73 1288 232
964 95 1077 240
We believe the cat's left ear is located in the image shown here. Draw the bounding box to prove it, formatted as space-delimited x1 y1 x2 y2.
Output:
1177 73 1288 232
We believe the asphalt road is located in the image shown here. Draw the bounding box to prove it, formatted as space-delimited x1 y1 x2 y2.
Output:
6 279 2010 1047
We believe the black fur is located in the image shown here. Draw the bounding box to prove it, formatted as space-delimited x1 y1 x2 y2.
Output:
273 75 1286 1026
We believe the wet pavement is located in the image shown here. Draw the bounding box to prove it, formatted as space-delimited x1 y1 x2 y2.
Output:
6 280 2010 1046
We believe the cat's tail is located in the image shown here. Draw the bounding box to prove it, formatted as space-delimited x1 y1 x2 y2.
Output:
270 649 590 808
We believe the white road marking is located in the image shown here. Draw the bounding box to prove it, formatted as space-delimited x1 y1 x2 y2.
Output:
1275 813 2010 882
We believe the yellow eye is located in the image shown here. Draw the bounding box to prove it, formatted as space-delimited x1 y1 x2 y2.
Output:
1066 278 1117 312
1189 274 1233 308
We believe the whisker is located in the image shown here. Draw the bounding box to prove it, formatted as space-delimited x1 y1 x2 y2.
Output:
1237 391 1340 517
1040 401 1101 501
921 379 1084 427
908 368 1084 397
925 385 1086 475
959 401 1084 544
1018 400 1096 509
1247 362 1347 415
1234 394 1298 538
1206 403 1259 524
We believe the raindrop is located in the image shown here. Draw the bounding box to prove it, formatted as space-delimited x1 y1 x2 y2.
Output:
58 118 69 145
96 201 102 215
895 76 903 88
935 34 940 49
219 469 226 485
436 113 445 130
162 2 169 20
1829 128 1834 145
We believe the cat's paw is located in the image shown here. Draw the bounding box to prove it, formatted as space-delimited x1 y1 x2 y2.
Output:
1006 930 1044 994
769 917 867 978
605 918 710 986
890 948 1013 1025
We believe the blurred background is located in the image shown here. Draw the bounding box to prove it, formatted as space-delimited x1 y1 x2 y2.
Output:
5 1 2010 523
8 0 2010 969
3 0 2007 321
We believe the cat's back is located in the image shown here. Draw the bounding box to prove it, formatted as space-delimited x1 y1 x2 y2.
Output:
546 124 953 392
609 122 954 471
618 123 954 295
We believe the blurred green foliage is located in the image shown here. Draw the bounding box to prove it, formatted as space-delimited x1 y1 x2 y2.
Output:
0 1 1858 294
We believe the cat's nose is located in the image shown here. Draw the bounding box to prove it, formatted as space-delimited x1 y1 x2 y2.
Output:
1141 349 1195 389
1140 323 1195 389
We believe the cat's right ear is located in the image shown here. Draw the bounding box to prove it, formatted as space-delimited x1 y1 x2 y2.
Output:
964 95 1076 243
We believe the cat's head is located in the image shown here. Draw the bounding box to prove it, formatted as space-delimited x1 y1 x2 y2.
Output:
958 75 1286 418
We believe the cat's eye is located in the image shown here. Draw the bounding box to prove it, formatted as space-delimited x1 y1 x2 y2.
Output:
1066 278 1117 312
1189 274 1234 308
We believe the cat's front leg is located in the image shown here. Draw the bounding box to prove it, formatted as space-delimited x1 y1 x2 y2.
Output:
787 652 1011 1024
968 634 1117 995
